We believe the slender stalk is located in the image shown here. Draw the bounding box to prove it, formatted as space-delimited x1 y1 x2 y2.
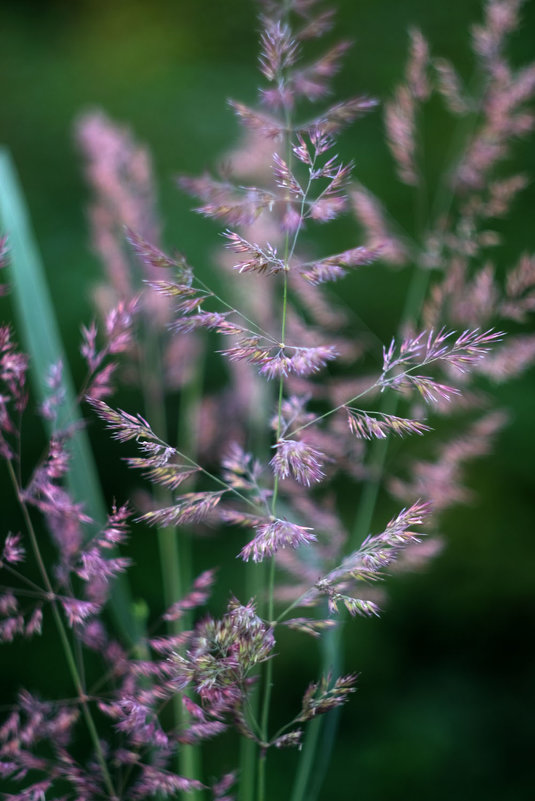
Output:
175 352 205 795
138 312 203 799
290 717 322 801
257 268 289 801
6 459 117 800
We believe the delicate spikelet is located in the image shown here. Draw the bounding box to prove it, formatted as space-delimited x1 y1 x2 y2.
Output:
212 771 238 801
295 7 336 40
454 4 535 192
138 491 224 528
146 280 198 299
87 397 159 443
129 462 200 491
308 194 347 221
385 85 418 186
76 110 162 314
351 185 408 265
301 245 380 284
171 311 243 335
163 569 216 622
390 413 508 512
221 443 264 494
298 673 358 721
283 617 337 638
220 509 267 528
258 18 299 82
434 58 471 115
272 730 303 748
380 328 503 403
223 230 285 275
0 326 29 424
304 96 379 137
240 517 316 562
502 252 535 321
228 100 286 139
221 339 338 378
346 408 432 440
173 598 275 731
407 27 431 101
80 298 138 399
179 171 274 225
0 234 9 270
272 153 304 197
126 227 185 271
290 40 352 101
312 502 430 614
134 766 205 795
475 335 535 381
60 598 101 627
1 532 25 565
270 438 326 485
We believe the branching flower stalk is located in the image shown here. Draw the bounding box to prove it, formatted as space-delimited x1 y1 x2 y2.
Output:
76 114 207 795
5 460 118 800
2 2 535 801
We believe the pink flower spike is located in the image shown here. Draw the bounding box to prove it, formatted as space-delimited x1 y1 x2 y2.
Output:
1 533 25 565
60 598 100 627
240 518 316 563
270 439 326 485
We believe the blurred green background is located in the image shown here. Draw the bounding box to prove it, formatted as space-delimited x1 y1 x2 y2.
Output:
1 0 535 799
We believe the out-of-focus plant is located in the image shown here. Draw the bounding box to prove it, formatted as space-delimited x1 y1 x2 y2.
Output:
1 1 535 801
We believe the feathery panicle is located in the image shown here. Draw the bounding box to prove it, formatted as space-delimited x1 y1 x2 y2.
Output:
2 1 534 798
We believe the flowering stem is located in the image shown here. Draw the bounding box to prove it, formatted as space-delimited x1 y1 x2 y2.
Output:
6 458 117 800
257 266 289 800
290 126 435 797
175 353 205 797
139 317 203 799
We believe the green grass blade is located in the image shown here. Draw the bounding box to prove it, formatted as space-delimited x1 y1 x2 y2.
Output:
0 147 142 646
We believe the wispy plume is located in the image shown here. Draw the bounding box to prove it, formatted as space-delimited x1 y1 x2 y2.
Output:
2 0 534 799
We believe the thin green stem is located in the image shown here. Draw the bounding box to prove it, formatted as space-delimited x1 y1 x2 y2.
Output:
239 379 273 801
257 276 289 801
257 141 292 792
138 312 203 800
175 352 205 797
289 717 322 801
